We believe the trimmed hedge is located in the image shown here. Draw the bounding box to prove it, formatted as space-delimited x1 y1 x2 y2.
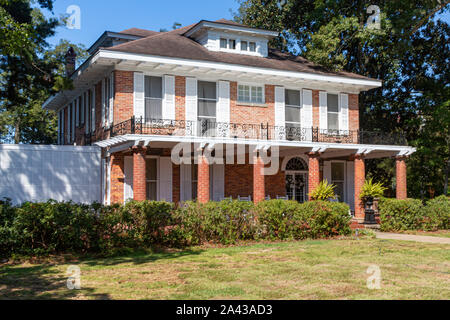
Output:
378 196 450 232
0 198 352 258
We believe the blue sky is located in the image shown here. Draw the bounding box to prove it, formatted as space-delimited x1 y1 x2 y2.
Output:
44 0 240 48
43 0 450 50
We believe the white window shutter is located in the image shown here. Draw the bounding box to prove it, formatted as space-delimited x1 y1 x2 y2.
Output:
124 156 133 202
274 86 285 140
109 73 114 125
340 93 349 131
133 72 145 120
212 164 225 201
163 75 175 120
61 109 65 144
319 91 328 130
346 160 355 211
159 157 173 202
101 79 106 127
302 89 313 141
185 77 198 136
91 87 96 133
217 81 230 137
180 164 192 202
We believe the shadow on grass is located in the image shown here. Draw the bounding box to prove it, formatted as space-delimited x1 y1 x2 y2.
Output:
0 264 110 300
81 247 204 267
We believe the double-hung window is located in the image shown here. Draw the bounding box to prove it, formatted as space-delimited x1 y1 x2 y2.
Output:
249 42 256 52
331 162 345 202
327 93 339 132
146 158 158 200
144 76 163 121
285 89 301 140
238 84 263 104
198 81 217 136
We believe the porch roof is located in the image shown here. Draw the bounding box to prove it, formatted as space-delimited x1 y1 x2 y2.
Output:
95 134 416 159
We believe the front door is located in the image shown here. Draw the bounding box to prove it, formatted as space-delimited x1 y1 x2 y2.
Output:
286 172 307 203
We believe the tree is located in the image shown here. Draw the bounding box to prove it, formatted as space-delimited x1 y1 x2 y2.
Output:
0 0 87 144
234 0 450 198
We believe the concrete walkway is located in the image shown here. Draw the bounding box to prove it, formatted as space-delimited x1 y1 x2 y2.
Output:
375 232 450 244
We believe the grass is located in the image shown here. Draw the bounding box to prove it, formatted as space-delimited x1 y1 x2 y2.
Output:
0 238 449 300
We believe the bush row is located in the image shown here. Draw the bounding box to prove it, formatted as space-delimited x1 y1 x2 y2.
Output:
0 199 352 258
378 195 450 232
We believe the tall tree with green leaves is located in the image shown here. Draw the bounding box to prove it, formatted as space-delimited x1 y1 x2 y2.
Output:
234 0 450 198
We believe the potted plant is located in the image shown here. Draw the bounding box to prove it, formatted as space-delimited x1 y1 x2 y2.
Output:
309 180 337 201
360 179 387 224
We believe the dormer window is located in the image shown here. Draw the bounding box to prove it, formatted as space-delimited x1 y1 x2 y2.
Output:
249 42 256 52
228 39 236 50
241 41 248 51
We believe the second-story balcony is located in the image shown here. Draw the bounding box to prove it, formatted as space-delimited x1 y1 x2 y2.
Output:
87 117 407 146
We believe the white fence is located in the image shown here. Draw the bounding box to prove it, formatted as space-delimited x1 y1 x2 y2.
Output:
0 144 102 204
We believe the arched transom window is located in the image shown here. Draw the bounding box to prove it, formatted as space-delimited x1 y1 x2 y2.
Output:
285 157 308 171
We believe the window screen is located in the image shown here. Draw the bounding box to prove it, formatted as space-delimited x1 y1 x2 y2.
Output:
327 94 339 130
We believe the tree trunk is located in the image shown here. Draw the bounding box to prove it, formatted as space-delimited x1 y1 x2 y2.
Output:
14 121 20 144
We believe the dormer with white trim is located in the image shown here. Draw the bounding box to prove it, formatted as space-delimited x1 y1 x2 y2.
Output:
184 20 279 58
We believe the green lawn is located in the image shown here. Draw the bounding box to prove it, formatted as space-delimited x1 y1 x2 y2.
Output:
1 238 449 300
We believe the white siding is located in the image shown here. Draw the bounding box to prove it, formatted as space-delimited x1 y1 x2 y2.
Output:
133 72 145 120
180 163 192 202
0 145 101 205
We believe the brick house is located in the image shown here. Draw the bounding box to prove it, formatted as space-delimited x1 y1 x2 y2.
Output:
43 19 415 220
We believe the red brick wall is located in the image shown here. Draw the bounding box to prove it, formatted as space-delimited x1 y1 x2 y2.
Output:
396 156 407 199
197 155 210 203
175 76 186 121
225 162 253 198
349 93 359 131
354 155 365 219
253 156 265 203
312 90 320 128
229 82 275 125
264 164 286 199
110 154 124 204
114 71 134 124
308 153 320 196
133 148 146 201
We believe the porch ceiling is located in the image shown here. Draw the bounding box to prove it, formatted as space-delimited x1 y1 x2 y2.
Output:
96 134 415 159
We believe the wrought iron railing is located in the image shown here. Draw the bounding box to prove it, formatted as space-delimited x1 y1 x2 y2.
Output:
84 116 408 146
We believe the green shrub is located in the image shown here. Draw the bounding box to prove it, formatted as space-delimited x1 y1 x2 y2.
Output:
255 200 307 240
378 198 425 231
300 201 352 238
174 200 257 245
423 196 450 231
255 200 351 239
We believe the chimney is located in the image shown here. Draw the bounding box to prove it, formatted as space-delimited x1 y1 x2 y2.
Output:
64 47 77 77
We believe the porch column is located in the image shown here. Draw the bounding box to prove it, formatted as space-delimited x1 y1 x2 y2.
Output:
197 154 210 203
308 152 320 197
354 154 365 219
253 154 265 204
133 147 147 201
396 156 407 199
